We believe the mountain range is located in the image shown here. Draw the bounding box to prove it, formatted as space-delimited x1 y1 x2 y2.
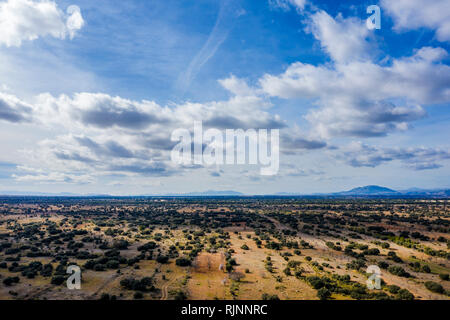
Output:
0 186 449 197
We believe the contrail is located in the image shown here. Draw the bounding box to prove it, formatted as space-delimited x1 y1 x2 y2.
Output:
176 0 241 94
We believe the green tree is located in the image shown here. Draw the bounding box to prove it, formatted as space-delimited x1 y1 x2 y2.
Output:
317 288 331 300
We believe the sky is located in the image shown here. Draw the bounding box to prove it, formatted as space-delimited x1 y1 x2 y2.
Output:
0 0 449 195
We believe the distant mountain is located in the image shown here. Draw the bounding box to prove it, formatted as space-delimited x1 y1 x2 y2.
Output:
1 186 449 198
400 188 450 197
331 185 450 197
336 185 400 196
274 192 302 196
163 190 244 196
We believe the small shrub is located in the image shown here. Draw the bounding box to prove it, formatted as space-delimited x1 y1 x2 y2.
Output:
51 275 65 285
439 274 449 281
317 288 331 300
397 289 414 300
425 281 444 294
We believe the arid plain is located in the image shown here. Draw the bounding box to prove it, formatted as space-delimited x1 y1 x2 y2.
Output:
0 197 449 300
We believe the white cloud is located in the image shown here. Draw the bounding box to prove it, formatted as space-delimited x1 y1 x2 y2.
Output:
0 92 33 123
281 126 327 153
269 0 306 11
0 0 84 47
335 142 450 170
12 170 94 184
306 11 372 63
30 84 284 132
259 10 450 139
381 0 450 42
218 75 256 97
1 75 287 182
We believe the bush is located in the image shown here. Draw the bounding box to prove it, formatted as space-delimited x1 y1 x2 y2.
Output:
439 274 449 281
3 276 19 286
156 255 169 264
317 288 331 300
113 240 129 250
5 248 20 255
387 285 400 294
51 275 65 285
175 258 191 267
41 264 53 277
347 259 366 271
241 244 249 250
306 276 325 289
174 290 187 300
424 281 444 294
100 293 111 300
83 260 96 269
137 242 157 251
106 260 120 269
120 277 153 292
421 265 431 273
133 292 143 299
261 293 280 300
94 264 106 271
388 266 410 278
397 289 414 300
287 260 301 268
365 248 380 256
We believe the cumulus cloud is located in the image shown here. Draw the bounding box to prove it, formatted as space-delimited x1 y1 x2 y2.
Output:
282 165 324 177
336 142 450 170
12 171 93 184
260 10 450 139
305 101 426 138
381 0 450 42
30 85 285 132
269 0 306 11
2 75 288 181
306 11 372 63
281 129 327 153
59 93 165 130
0 92 33 122
218 75 256 97
13 133 177 183
0 0 84 47
107 162 175 177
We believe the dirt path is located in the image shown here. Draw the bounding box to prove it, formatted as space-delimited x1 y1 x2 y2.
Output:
160 276 177 300
92 273 120 298
26 285 53 300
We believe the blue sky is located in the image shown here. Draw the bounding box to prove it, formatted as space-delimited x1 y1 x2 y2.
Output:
0 0 449 195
